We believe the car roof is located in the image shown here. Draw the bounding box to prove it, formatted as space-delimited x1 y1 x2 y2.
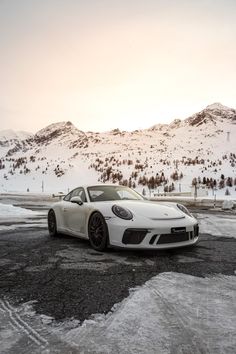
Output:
77 184 127 189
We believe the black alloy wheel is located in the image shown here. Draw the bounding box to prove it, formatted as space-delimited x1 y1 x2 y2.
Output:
88 212 109 251
48 209 58 237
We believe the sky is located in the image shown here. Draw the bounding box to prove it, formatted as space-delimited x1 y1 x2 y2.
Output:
0 0 236 133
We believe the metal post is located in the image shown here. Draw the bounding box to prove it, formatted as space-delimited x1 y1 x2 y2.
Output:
213 187 216 208
194 183 197 200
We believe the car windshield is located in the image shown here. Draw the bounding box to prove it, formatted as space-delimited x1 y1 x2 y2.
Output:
87 185 144 202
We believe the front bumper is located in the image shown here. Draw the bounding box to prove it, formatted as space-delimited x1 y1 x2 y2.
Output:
106 217 199 249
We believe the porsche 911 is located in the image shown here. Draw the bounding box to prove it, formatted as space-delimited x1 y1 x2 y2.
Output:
48 184 199 251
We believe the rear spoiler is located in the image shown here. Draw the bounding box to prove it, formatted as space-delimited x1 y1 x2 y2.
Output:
52 193 66 200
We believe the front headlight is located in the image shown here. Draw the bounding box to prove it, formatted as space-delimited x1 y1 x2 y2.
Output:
112 205 133 220
177 204 193 217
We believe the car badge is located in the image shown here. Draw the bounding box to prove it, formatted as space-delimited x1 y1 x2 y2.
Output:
164 213 168 216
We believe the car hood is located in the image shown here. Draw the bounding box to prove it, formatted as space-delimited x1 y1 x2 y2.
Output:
93 200 186 220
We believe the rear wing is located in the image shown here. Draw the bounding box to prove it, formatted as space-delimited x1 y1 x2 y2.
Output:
52 193 66 200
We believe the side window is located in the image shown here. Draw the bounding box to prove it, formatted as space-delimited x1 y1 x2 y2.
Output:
64 191 72 202
117 190 132 199
71 188 87 202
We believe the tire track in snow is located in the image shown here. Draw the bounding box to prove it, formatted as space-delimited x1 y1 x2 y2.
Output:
0 300 48 348
147 284 209 354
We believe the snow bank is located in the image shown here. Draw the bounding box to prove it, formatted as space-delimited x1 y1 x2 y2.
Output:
58 272 236 354
197 213 236 238
222 200 236 210
0 203 39 219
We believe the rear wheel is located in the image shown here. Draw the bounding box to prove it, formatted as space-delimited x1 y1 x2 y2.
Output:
48 209 58 237
88 212 109 251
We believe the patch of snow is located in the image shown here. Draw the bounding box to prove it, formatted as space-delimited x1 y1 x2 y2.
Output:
0 223 46 232
0 203 41 219
222 200 236 210
197 213 236 238
56 272 236 354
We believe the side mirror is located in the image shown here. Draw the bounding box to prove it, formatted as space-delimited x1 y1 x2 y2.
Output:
70 196 83 205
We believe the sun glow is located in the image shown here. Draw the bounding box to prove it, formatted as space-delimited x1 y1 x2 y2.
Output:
0 0 236 132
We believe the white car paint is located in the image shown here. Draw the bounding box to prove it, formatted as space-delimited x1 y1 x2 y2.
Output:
49 185 199 249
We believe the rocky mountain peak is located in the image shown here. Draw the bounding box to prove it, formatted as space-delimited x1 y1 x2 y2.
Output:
34 121 85 144
36 121 74 136
206 102 233 111
186 103 236 127
149 123 168 131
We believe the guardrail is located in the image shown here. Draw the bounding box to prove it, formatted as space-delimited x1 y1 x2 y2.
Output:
150 196 225 208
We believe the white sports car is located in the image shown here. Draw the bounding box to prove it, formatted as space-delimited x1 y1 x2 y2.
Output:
48 184 199 251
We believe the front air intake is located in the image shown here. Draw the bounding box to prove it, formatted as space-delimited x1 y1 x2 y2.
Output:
157 232 189 244
122 229 148 245
194 224 199 237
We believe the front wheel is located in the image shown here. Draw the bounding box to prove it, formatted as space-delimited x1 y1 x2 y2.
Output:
88 212 109 251
48 209 58 237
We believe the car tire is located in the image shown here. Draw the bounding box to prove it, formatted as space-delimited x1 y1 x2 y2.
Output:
48 209 58 237
88 212 109 251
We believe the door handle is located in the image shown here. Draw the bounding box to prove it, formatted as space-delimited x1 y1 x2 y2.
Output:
63 208 68 212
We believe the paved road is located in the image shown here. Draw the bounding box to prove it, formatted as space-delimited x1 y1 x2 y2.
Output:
0 218 235 323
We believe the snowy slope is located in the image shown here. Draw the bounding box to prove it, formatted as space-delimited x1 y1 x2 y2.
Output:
0 103 236 194
0 130 32 141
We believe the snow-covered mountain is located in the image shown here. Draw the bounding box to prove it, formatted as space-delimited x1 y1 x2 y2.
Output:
0 130 33 155
0 103 236 195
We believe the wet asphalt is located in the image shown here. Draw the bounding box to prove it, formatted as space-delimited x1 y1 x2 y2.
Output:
0 211 236 323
